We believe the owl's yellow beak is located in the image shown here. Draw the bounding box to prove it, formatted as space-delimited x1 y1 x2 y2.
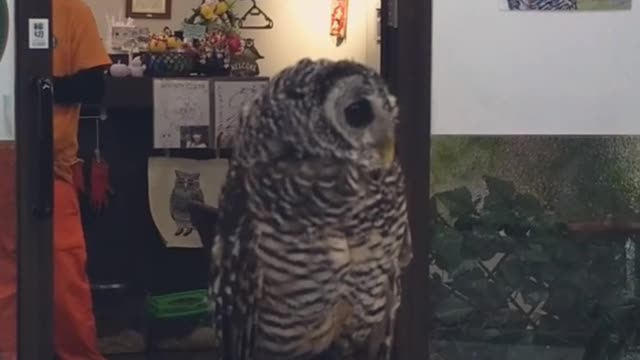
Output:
377 135 396 168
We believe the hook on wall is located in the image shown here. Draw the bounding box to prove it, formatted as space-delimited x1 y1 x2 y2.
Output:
237 0 274 30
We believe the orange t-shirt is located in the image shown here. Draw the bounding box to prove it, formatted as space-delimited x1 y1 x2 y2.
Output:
52 0 111 183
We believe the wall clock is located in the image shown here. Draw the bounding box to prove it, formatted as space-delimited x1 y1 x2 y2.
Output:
0 0 8 62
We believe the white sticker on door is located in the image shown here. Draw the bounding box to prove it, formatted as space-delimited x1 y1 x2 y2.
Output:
28 18 48 49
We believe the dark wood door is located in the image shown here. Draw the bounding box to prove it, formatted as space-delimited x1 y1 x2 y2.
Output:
381 0 432 359
0 0 54 358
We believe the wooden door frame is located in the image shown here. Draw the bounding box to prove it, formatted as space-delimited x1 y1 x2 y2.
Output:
15 0 54 358
381 0 432 359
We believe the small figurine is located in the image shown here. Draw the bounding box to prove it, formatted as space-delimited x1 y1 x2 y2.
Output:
230 38 263 77
109 60 131 77
166 36 183 50
129 56 146 77
148 36 168 53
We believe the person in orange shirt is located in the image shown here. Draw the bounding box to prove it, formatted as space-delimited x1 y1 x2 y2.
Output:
0 0 111 359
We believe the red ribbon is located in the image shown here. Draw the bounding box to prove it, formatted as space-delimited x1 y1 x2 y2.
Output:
90 158 112 211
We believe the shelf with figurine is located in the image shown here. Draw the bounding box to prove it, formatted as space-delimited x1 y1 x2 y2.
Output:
108 0 265 80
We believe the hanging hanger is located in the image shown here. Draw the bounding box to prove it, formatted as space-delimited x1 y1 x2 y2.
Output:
238 0 274 30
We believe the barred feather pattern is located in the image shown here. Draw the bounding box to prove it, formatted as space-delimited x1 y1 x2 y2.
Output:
507 0 577 10
210 59 412 360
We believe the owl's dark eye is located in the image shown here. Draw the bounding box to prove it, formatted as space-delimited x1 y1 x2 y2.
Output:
344 99 373 128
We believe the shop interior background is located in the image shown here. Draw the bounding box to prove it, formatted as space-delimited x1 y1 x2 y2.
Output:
70 1 386 358
88 0 382 76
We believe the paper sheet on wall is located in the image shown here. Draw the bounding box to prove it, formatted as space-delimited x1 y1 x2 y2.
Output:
148 157 228 248
182 23 206 40
153 78 212 149
214 80 268 148
434 1 638 135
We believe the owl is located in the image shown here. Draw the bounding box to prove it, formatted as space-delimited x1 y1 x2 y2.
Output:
210 58 413 360
169 170 205 236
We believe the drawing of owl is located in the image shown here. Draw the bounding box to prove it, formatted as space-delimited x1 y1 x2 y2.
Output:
169 170 205 236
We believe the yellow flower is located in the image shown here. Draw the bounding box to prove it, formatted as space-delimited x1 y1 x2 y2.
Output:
214 1 229 15
200 4 215 20
166 36 183 49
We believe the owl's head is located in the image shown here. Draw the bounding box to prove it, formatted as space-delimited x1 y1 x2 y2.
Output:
175 170 201 188
234 58 398 170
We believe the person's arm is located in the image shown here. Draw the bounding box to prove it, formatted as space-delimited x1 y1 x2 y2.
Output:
53 0 111 106
53 67 105 105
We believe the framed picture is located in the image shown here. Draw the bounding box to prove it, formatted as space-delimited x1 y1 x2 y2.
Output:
126 0 172 19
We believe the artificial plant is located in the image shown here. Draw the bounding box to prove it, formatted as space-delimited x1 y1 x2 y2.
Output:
431 175 630 354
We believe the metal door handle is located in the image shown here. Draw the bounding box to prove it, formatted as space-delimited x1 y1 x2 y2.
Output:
34 77 53 218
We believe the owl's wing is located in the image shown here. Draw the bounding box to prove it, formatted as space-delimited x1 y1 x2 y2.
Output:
211 162 258 360
361 163 412 360
216 157 367 360
381 164 412 360
391 164 413 270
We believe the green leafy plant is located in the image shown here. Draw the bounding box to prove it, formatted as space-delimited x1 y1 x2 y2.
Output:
431 176 628 348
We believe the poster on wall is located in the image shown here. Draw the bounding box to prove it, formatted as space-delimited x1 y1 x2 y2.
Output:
500 0 631 10
0 0 14 141
330 0 349 40
148 157 228 248
213 78 268 149
153 78 212 149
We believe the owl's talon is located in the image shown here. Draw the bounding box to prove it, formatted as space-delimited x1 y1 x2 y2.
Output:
183 227 193 236
175 228 184 236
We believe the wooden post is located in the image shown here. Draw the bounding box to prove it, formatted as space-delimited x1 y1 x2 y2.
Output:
381 0 432 359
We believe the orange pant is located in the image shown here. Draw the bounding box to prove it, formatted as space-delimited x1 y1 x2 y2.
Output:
0 179 104 360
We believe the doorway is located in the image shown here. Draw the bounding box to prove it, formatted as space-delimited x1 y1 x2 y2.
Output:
0 0 54 359
380 0 432 359
0 0 435 358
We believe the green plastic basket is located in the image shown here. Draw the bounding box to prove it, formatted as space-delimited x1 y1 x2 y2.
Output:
147 289 210 320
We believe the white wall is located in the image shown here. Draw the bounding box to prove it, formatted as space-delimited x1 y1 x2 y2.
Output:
0 0 15 140
432 1 640 135
87 0 380 76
